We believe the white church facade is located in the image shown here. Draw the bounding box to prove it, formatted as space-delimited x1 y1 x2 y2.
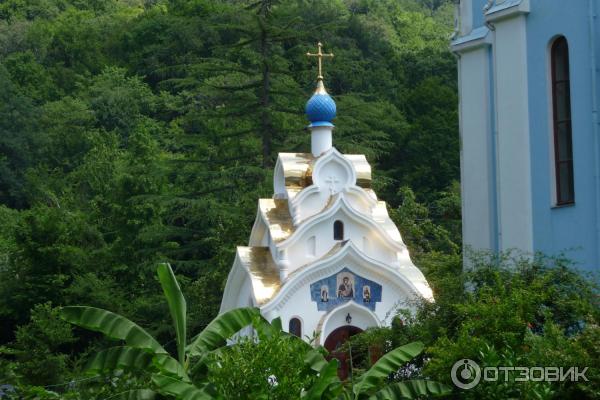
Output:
220 44 432 359
452 0 600 272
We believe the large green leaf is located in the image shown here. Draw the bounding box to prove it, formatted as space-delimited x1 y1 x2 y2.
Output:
353 341 424 397
60 306 166 354
151 374 214 400
253 314 282 340
119 389 157 400
84 345 188 381
270 316 282 332
368 380 452 399
153 353 189 381
85 346 155 373
301 358 342 400
186 307 260 356
157 263 187 365
304 348 330 373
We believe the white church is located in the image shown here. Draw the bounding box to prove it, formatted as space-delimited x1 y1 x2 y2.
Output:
220 43 432 367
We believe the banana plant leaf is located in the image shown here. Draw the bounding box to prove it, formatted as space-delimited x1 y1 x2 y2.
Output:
85 346 155 374
151 374 214 400
186 307 260 356
304 348 330 373
353 341 424 397
60 306 166 354
301 358 342 400
368 380 452 399
153 353 189 381
157 263 187 365
253 314 282 340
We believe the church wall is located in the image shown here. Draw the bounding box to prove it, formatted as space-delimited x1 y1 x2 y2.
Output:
237 275 254 308
264 257 417 341
492 14 534 253
284 212 397 274
272 283 323 340
470 0 488 30
459 0 473 35
457 44 498 259
526 0 599 271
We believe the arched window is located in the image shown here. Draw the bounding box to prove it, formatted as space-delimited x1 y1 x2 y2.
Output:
333 220 344 240
289 317 302 337
551 36 574 205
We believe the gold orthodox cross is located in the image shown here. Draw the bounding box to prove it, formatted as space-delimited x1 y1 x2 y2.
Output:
306 42 334 80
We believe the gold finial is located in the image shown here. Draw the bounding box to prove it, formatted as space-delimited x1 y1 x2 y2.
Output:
306 42 334 81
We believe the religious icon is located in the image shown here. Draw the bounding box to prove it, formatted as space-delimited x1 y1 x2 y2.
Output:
337 273 354 298
320 285 329 302
362 285 371 303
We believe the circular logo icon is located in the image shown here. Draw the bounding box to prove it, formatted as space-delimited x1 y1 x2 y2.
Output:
451 359 481 390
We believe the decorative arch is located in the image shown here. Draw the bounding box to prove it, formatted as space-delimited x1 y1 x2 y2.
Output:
312 148 357 194
289 184 377 225
319 301 381 346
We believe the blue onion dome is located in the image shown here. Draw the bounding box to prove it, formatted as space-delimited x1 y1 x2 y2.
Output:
305 79 336 127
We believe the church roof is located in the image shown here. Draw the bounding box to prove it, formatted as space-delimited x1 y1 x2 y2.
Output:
236 246 280 305
259 198 294 243
373 201 402 242
278 152 372 200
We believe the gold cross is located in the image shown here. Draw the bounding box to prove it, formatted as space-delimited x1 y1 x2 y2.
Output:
306 42 334 80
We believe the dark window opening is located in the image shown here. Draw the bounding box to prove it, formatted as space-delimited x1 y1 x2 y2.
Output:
289 318 301 337
551 36 575 205
334 220 344 240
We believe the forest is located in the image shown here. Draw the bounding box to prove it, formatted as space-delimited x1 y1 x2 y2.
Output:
0 0 598 399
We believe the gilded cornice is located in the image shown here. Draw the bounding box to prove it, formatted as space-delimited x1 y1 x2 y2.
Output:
259 198 295 243
236 246 280 306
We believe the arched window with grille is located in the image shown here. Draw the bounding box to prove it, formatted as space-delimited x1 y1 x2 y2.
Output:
289 317 302 337
333 220 344 240
551 36 575 205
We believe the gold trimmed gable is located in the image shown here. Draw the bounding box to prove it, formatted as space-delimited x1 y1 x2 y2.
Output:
278 152 372 200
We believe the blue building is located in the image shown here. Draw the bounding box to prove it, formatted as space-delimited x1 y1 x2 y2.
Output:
452 0 600 271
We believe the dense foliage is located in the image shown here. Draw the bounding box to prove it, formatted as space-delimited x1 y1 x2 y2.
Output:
344 253 600 399
54 263 451 399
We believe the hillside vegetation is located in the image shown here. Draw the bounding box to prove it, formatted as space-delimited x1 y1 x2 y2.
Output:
0 0 513 398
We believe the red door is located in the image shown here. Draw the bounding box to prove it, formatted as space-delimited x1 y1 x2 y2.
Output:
324 325 363 380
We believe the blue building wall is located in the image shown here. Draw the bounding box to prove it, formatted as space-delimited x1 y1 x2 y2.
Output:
526 0 600 271
456 0 600 273
471 0 488 29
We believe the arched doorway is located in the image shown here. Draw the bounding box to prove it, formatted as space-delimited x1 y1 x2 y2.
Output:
324 325 363 380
